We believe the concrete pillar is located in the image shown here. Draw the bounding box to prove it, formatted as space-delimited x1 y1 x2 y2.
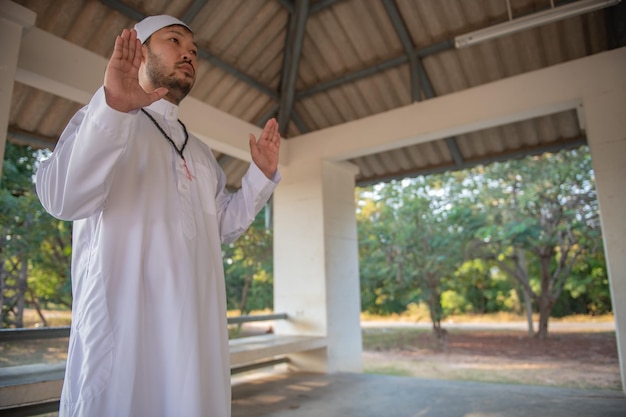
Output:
0 1 35 175
274 159 363 373
583 87 626 393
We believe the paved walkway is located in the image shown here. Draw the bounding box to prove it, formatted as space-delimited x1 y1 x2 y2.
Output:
231 372 626 417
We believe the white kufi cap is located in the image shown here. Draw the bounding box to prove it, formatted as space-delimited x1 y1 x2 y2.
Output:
134 15 192 44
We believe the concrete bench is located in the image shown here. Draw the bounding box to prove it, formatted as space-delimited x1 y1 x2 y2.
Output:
0 363 65 412
230 333 327 372
0 333 326 414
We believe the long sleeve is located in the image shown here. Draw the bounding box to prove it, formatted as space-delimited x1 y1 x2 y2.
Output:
215 160 281 245
36 87 137 221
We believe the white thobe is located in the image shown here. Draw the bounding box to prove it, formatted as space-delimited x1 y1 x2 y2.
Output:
36 87 279 417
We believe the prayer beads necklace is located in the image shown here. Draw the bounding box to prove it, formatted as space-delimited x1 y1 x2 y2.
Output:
141 108 194 180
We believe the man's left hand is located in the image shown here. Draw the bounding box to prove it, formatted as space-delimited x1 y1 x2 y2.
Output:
250 118 281 179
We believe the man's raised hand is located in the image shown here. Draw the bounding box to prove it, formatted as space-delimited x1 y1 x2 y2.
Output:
103 29 167 113
249 118 281 179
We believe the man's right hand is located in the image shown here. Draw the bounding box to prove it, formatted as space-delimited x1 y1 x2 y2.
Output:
103 28 167 113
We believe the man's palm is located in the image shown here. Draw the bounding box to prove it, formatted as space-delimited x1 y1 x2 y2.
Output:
250 119 281 179
104 29 167 113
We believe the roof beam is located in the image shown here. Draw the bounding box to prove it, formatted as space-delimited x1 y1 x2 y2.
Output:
16 26 105 104
277 0 309 136
381 0 467 166
275 0 294 13
255 103 280 127
606 0 626 48
309 0 345 15
196 50 278 100
181 0 209 25
295 39 453 100
290 109 308 134
99 0 278 100
99 0 143 20
406 42 464 166
383 0 420 102
7 127 57 149
276 1 349 19
300 0 464 166
356 136 588 186
445 137 464 165
287 48 625 162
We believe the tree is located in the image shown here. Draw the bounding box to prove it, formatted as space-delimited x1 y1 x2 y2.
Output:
1 143 72 327
357 146 607 337
222 205 274 315
358 173 481 337
453 258 518 315
469 147 601 338
357 189 412 315
553 241 610 317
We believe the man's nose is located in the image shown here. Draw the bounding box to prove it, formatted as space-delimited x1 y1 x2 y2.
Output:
181 51 195 63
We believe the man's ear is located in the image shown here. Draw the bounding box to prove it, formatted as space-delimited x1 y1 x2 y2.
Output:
137 44 150 91
140 44 148 63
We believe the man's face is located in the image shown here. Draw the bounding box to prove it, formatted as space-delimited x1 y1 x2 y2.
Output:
142 25 198 104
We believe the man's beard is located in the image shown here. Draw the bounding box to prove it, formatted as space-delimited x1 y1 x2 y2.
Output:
145 48 194 104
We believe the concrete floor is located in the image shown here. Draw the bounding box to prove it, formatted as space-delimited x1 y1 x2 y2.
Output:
231 372 626 417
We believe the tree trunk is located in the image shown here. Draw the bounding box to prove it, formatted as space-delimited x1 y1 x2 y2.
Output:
536 255 553 339
28 288 48 327
431 318 446 340
536 297 551 339
16 254 27 328
516 249 534 336
523 287 534 337
0 261 5 326
426 274 445 340
238 275 253 332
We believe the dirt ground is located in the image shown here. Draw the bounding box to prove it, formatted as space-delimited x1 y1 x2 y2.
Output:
362 328 622 391
2 311 622 392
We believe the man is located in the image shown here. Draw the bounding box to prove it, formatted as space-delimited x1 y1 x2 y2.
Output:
36 15 281 417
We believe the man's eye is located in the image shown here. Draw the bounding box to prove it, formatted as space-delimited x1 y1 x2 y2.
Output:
191 50 198 56
170 38 179 43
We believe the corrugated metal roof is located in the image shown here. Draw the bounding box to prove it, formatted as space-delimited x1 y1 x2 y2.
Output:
8 0 623 188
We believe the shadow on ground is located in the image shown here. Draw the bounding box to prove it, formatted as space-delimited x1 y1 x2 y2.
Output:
231 372 626 417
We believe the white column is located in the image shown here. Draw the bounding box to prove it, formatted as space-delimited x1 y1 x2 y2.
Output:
274 159 363 373
583 86 626 393
0 1 35 175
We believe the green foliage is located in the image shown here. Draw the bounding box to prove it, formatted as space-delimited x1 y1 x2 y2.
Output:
1 143 72 326
357 146 610 331
357 194 411 314
2 140 611 330
222 206 274 313
358 172 484 332
468 148 603 337
454 259 520 314
27 218 73 308
440 290 470 315
552 247 611 316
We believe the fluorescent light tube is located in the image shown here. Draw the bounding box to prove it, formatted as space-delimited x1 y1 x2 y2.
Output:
455 0 621 48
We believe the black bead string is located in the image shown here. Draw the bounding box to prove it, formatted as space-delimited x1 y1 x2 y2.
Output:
141 108 194 180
